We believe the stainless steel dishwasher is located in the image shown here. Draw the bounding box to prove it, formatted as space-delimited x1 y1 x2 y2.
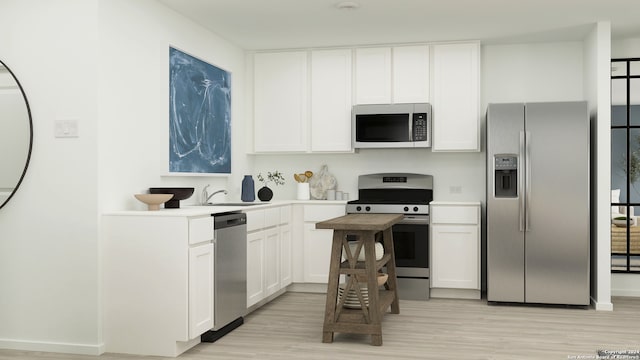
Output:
201 212 247 343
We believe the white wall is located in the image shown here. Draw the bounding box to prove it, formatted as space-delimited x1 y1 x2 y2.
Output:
252 151 485 202
611 35 640 297
0 0 101 354
0 0 248 355
98 0 248 211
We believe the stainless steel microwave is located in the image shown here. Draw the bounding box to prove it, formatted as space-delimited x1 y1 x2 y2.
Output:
352 103 432 149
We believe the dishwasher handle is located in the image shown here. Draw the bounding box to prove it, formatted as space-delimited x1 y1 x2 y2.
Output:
214 212 247 229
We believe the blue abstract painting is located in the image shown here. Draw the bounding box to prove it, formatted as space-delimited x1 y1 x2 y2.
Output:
169 47 231 174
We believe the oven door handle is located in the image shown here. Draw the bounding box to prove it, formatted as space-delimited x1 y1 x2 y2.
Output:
396 216 429 225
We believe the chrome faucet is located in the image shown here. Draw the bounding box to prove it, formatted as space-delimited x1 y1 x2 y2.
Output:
201 184 228 205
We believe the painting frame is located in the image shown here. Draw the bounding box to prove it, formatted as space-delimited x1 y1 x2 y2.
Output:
167 46 232 175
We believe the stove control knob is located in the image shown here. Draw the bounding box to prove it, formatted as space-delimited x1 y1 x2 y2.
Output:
404 206 409 212
356 206 362 212
365 206 371 212
413 206 419 212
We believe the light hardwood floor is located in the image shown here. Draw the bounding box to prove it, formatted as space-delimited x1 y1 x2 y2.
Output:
1 293 639 360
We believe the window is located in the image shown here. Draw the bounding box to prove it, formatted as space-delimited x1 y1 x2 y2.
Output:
611 58 640 272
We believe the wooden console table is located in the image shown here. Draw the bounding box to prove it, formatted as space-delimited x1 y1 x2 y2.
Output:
315 213 403 346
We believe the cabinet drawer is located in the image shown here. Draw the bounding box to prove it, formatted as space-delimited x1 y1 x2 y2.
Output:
303 204 345 222
280 205 291 224
431 205 479 225
264 208 280 228
189 216 214 245
246 209 265 232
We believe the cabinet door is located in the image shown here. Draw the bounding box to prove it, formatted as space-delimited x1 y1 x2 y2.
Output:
254 51 308 152
264 227 281 296
188 243 214 339
393 45 430 103
355 47 391 104
432 42 480 152
247 231 265 307
280 224 293 287
431 224 479 289
303 224 334 283
311 49 353 152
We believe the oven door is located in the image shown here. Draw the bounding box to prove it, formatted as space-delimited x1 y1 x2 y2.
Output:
391 215 429 275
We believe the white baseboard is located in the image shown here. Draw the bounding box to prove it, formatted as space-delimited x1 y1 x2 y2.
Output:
590 296 614 311
287 283 327 293
430 288 481 300
0 338 104 355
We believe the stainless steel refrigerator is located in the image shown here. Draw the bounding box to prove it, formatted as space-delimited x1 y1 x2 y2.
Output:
487 101 590 306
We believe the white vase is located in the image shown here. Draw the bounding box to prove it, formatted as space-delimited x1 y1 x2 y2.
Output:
297 182 310 200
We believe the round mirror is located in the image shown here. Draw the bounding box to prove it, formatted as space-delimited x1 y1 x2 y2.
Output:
0 59 33 210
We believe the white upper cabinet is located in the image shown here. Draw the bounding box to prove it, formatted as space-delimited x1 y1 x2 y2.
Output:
355 46 430 105
392 45 430 103
253 51 308 152
431 42 480 152
310 49 353 152
355 47 392 104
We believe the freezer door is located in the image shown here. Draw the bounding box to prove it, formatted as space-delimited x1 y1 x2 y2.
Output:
524 101 590 305
487 103 525 302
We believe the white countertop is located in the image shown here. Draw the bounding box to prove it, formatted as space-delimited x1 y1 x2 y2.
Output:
103 199 348 217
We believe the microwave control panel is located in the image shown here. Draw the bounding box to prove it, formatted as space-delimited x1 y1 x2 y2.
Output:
413 113 428 141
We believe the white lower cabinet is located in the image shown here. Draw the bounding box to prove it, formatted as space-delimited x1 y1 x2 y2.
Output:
188 242 214 339
246 230 266 307
430 202 481 299
264 226 281 296
103 214 214 357
302 204 346 283
245 205 291 308
280 223 293 287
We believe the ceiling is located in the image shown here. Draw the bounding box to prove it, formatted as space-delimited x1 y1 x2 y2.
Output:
158 0 640 50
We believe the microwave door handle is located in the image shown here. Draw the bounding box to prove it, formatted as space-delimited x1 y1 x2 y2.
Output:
408 116 413 141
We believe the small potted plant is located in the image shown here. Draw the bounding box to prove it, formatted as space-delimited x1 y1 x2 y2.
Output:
256 171 285 201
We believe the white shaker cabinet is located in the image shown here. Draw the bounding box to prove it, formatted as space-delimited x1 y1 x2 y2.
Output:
392 45 430 103
302 204 346 283
280 223 293 287
188 242 214 339
246 229 266 307
355 47 392 104
310 49 353 152
431 42 480 152
355 45 430 105
103 214 214 357
430 202 481 299
245 206 291 308
253 51 308 152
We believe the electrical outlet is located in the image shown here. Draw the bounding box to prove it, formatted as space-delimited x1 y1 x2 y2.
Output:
55 119 79 138
449 185 462 194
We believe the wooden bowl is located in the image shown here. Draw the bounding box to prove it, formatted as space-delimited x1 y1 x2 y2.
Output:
354 273 389 286
134 194 174 211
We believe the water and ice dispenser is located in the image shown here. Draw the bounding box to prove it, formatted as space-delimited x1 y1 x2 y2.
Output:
494 155 517 198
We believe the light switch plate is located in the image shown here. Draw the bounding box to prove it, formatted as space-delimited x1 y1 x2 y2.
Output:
55 119 79 138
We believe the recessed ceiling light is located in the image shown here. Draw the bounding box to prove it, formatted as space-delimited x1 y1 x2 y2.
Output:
336 1 360 10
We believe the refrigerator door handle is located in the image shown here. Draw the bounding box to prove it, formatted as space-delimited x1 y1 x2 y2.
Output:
519 131 525 232
525 131 532 231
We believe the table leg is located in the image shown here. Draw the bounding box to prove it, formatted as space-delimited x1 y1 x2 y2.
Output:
382 228 400 314
322 230 344 343
364 231 383 346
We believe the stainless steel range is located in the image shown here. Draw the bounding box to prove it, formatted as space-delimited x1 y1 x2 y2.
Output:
346 173 433 300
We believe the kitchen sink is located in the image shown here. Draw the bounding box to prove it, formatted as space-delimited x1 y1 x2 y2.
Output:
206 203 264 206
